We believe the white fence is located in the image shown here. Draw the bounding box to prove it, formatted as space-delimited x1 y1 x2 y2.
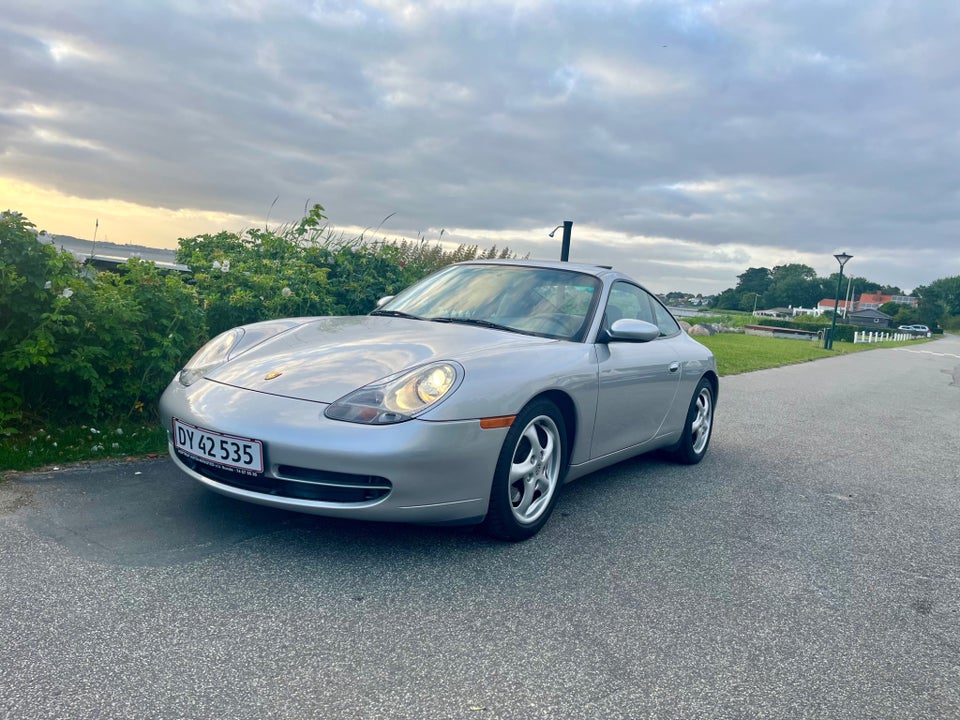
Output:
853 330 927 343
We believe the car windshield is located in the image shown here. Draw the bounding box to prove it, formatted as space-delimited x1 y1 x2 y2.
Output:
376 264 602 341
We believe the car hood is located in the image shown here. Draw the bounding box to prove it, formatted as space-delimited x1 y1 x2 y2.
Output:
207 316 558 403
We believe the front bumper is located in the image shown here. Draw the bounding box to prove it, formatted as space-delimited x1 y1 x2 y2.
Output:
159 378 509 524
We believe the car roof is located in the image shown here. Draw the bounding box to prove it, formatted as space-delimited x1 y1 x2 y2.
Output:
454 258 627 281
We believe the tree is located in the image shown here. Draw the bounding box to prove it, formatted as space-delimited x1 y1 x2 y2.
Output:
712 267 773 311
770 263 817 283
918 276 960 316
915 276 960 329
822 273 881 303
712 288 742 311
879 301 921 327
735 267 772 295
762 264 821 309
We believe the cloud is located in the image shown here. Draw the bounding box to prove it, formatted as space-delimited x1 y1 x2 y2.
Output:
2 0 959 293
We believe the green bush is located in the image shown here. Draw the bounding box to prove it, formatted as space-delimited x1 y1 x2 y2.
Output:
826 324 857 343
2 206 518 436
1 211 206 433
755 317 858 342
177 204 517 335
754 318 795 329
788 314 832 329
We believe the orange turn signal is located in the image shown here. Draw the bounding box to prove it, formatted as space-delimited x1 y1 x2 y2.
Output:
479 415 516 430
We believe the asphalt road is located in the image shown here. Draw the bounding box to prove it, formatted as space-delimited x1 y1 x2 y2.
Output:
2 337 959 720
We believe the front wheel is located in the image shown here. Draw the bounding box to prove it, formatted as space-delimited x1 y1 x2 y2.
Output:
669 378 715 465
481 400 567 541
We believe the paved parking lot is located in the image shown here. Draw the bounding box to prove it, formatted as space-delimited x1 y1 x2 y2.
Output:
2 337 959 719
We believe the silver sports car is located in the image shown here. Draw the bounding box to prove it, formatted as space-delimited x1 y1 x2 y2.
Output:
159 259 717 540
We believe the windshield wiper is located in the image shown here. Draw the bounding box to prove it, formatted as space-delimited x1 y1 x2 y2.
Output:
431 317 521 334
369 309 423 320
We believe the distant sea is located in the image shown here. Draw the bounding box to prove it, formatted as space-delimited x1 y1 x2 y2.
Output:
39 233 179 266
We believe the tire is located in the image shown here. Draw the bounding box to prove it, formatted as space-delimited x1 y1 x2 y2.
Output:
669 378 715 465
481 399 567 541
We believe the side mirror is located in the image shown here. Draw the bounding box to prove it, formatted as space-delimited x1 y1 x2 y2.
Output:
605 318 660 343
376 295 394 308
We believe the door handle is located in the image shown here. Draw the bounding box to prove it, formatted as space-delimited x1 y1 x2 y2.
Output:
669 362 680 373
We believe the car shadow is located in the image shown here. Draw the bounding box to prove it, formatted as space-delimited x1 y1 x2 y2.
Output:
10 450 711 567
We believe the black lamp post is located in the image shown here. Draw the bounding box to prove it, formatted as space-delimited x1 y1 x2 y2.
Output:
826 251 852 349
549 221 573 261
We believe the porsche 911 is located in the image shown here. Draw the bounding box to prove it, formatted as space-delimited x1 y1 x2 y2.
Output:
159 259 717 540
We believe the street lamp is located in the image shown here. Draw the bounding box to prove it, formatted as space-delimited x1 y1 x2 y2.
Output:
548 221 573 261
826 252 853 349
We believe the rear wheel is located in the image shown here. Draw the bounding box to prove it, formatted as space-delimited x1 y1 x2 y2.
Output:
481 400 567 541
670 378 714 465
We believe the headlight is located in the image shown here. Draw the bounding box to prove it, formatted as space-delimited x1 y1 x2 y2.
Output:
325 362 462 425
178 328 245 386
178 319 304 387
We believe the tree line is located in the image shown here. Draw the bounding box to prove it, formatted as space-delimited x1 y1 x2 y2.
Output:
711 263 959 329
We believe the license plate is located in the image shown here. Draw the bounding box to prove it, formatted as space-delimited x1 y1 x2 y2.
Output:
172 418 264 474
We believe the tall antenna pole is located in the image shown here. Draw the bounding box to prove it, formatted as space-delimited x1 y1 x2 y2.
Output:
89 218 99 260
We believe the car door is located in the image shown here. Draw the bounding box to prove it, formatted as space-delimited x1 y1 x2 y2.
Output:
591 282 681 458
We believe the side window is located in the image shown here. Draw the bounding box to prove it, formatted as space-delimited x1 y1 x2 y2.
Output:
652 299 680 336
607 282 655 325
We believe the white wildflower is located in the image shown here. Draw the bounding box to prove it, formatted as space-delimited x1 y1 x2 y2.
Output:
60 287 74 299
212 260 221 270
44 281 52 289
111 443 120 449
91 444 104 452
115 427 124 435
90 427 100 434
281 287 293 298
220 260 231 273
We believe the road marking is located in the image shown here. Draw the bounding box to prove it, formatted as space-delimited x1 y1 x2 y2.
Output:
895 348 960 360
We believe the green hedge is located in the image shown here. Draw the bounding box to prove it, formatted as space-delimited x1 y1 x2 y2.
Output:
756 317 857 342
0 207 516 435
1 211 206 432
177 205 517 336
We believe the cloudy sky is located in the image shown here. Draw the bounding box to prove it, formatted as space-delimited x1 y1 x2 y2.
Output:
2 0 958 294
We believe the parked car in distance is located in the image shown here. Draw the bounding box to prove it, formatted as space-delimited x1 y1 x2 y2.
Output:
898 324 931 336
159 259 719 541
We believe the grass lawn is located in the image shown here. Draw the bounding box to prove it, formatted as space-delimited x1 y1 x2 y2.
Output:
0 421 168 475
693 333 929 375
0 334 934 474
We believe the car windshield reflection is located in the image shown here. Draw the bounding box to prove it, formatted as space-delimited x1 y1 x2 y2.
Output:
377 264 601 341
